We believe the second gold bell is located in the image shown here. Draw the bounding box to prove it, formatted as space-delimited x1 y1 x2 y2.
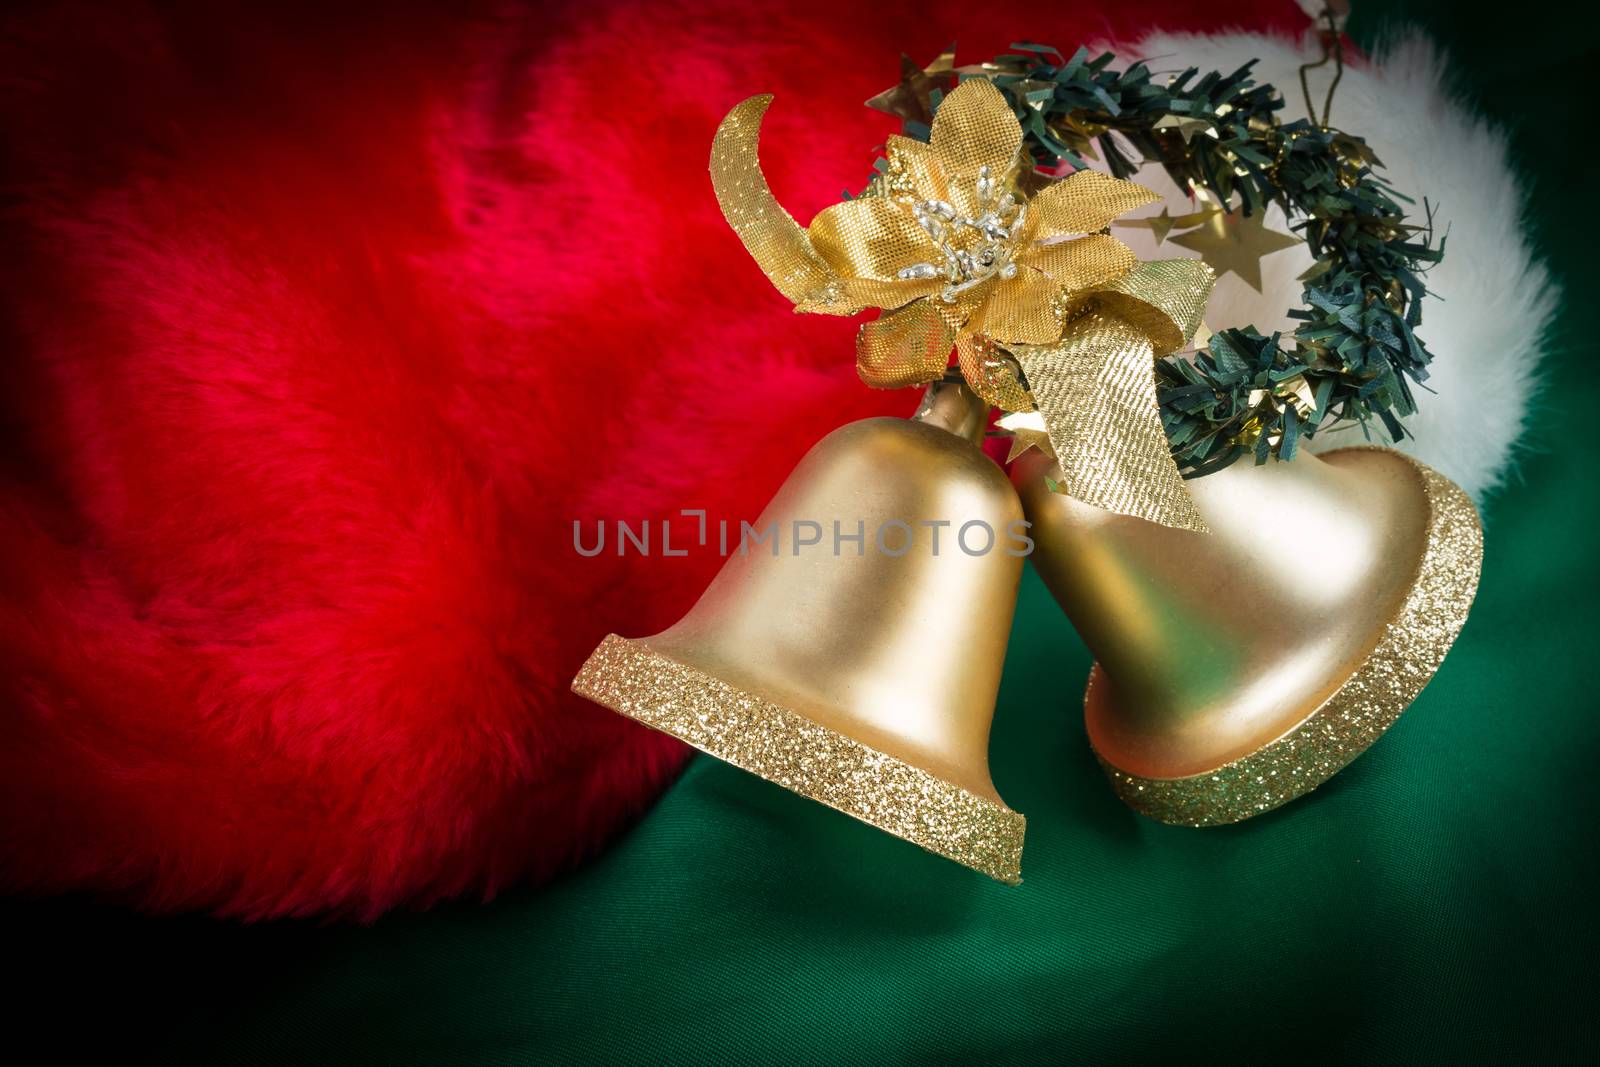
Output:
1013 442 1481 827
572 382 1029 883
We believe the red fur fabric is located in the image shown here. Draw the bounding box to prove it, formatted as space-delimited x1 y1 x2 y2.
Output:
0 0 1306 918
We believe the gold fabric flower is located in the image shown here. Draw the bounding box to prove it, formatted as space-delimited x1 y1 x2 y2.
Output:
709 80 1216 533
803 78 1160 402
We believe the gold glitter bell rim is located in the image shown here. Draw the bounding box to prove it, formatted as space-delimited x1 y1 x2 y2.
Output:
1013 445 1482 827
572 382 1027 883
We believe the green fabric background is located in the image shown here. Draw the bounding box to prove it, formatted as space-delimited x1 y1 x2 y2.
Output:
7 2 1598 1061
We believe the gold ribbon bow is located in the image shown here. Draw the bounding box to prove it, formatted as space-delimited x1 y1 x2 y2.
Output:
709 78 1214 532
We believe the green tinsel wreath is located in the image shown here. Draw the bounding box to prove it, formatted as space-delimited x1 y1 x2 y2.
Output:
873 44 1442 477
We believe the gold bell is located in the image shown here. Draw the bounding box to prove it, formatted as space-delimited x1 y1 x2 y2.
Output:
573 381 1028 883
1013 445 1482 826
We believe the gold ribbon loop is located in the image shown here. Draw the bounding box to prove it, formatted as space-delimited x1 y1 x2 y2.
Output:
709 95 853 314
1097 258 1214 356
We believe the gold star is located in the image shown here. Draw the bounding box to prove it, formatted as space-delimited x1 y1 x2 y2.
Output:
996 411 1054 463
865 47 956 125
1043 111 1108 163
1168 209 1301 292
1151 114 1213 144
1117 205 1220 245
1189 320 1213 352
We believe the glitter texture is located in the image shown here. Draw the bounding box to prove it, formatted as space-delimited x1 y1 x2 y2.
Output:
1093 452 1483 826
573 635 1025 884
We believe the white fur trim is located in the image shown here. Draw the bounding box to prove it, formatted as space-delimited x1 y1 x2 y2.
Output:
1110 30 1554 500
